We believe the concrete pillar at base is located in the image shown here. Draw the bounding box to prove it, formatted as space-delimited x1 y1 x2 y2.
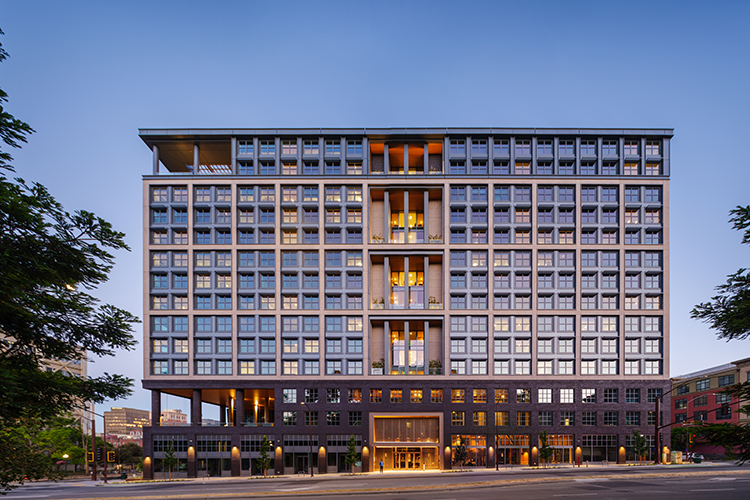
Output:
187 443 196 478
531 446 539 466
143 456 153 480
151 390 161 427
275 446 283 475
488 444 496 468
231 444 241 476
444 445 452 470
618 446 626 464
318 446 327 474
235 389 245 426
362 446 370 472
191 389 202 426
575 447 582 466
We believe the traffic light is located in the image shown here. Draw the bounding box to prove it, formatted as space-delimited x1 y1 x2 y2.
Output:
87 452 94 463
107 451 115 463
689 434 695 444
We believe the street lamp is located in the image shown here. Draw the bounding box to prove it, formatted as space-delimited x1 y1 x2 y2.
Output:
300 402 314 477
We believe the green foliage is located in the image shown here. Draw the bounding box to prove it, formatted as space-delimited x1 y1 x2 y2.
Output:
631 429 648 464
345 435 359 473
115 443 143 466
698 423 750 464
538 430 554 467
691 206 750 341
671 427 688 453
162 442 178 480
689 205 750 465
258 435 270 477
0 29 137 494
453 438 467 471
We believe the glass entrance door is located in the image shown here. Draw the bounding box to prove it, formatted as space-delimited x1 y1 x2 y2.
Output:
394 447 421 469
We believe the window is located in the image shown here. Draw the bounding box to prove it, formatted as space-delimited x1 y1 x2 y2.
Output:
431 389 443 403
411 389 423 403
390 389 403 403
604 411 618 426
517 411 530 426
450 139 466 156
451 411 465 426
582 411 596 426
370 389 382 403
718 375 735 387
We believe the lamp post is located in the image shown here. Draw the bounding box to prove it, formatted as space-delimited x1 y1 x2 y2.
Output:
300 402 314 477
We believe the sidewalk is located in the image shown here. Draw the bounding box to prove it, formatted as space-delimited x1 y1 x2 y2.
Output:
97 461 725 485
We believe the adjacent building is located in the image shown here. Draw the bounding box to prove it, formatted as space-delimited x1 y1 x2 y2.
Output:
671 357 750 457
141 128 672 478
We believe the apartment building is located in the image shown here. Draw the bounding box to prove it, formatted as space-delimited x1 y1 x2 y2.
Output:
141 128 672 478
671 357 750 457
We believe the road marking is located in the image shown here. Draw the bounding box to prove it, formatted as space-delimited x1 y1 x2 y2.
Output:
554 494 598 497
575 478 609 482
690 488 735 492
712 477 737 481
4 495 51 498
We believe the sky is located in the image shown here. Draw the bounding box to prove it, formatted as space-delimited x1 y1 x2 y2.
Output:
2 0 749 423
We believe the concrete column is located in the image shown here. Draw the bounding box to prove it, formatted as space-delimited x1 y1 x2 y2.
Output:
384 256 390 310
362 136 369 174
423 256 430 311
152 144 160 174
404 143 409 174
404 256 410 309
384 190 390 243
423 191 429 243
191 389 202 426
384 320 390 374
187 434 197 478
151 389 161 426
384 143 390 173
231 440 241 476
575 137 581 175
404 190 410 245
597 137 603 174
424 142 429 174
531 136 537 174
423 320 430 372
275 444 283 475
193 143 200 173
235 389 245 427
619 137 625 174
231 137 238 174
553 137 559 174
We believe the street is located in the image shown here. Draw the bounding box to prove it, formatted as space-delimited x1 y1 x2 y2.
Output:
6 463 750 499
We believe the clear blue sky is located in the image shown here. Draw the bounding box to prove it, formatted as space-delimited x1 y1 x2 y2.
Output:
3 1 749 421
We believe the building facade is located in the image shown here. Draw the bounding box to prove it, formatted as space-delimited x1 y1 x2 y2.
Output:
141 128 672 478
103 407 151 437
671 357 750 457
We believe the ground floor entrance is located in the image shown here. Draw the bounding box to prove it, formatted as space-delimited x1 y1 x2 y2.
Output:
374 446 439 470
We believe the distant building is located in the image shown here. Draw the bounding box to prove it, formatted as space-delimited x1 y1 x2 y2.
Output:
160 409 188 425
671 357 750 456
104 407 151 436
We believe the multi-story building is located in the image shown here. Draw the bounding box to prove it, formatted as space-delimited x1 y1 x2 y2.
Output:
671 357 750 456
161 409 188 425
103 407 151 437
141 128 672 478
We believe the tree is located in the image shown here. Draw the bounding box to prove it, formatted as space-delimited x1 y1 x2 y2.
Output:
0 30 138 493
538 431 554 468
453 438 467 471
690 205 750 464
258 435 270 478
691 205 750 341
162 442 178 480
115 443 143 468
631 430 648 465
345 435 359 473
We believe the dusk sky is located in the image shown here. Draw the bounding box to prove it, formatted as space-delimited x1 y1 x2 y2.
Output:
3 1 749 421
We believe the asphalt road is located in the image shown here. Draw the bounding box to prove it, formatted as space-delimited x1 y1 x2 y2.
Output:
6 463 750 500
